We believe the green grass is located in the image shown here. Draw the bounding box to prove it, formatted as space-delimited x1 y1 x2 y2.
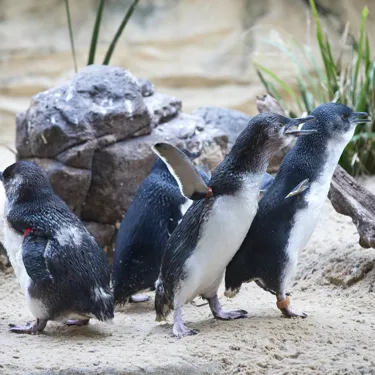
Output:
65 0 140 68
255 0 375 176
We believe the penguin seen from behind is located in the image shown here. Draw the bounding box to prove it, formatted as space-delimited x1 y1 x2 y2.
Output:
1 161 114 334
112 148 210 305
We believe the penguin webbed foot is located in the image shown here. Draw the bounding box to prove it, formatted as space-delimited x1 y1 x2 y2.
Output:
8 318 47 334
208 295 248 320
280 307 307 319
276 294 307 318
172 323 199 338
172 307 199 338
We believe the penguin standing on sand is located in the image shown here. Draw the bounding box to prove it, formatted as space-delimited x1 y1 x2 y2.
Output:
112 149 210 305
112 148 274 305
1 161 114 334
225 103 370 317
153 112 316 337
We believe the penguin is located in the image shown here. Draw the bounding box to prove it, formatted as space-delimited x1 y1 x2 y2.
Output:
112 148 274 305
224 103 370 317
112 148 210 305
153 112 316 337
1 161 114 334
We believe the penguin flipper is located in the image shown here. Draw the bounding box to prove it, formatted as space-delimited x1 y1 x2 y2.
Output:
23 235 54 283
152 143 209 200
285 178 310 199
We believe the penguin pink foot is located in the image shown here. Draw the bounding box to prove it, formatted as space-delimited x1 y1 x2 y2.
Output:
65 319 90 326
208 295 248 320
277 296 307 318
129 295 150 303
172 308 198 338
9 318 47 334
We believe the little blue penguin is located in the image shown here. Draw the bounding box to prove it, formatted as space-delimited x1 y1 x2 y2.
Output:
112 148 210 305
1 161 114 334
153 112 316 337
112 147 274 305
225 103 370 317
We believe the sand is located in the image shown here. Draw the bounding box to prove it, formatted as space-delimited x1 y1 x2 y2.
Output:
0 175 374 374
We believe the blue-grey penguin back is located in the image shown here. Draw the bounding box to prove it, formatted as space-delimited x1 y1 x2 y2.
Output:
113 154 210 305
2 161 114 321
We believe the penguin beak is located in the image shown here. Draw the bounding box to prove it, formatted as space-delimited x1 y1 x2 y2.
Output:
350 112 371 124
284 115 316 136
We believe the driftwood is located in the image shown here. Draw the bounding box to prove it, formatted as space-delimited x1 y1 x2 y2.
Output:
256 94 375 249
329 165 375 248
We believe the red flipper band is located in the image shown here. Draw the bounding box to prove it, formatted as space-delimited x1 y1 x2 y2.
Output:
205 187 213 199
23 228 32 238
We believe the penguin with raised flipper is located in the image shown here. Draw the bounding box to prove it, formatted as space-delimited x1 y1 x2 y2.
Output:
153 112 316 337
112 148 210 305
225 103 370 318
1 161 114 334
113 148 275 305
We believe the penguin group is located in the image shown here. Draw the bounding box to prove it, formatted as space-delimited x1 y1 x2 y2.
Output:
0 103 370 337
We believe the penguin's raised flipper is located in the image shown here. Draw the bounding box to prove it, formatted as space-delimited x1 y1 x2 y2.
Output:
152 143 210 200
285 179 310 199
23 235 53 283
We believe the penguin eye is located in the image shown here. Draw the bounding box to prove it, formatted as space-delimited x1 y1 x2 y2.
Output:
341 113 349 120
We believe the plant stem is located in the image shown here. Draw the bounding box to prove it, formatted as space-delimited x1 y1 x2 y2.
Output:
64 0 78 72
103 0 140 65
88 0 106 65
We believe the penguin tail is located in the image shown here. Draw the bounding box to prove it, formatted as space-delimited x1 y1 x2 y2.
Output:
154 278 170 322
91 286 115 322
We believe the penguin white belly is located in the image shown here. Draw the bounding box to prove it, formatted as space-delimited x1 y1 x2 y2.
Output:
282 178 331 289
282 141 346 290
3 219 49 319
3 221 31 293
180 185 259 303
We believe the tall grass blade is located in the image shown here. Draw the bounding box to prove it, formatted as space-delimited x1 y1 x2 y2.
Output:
309 0 335 97
103 0 140 65
255 67 282 101
254 62 303 111
64 0 78 72
365 36 370 75
352 6 369 101
88 0 105 65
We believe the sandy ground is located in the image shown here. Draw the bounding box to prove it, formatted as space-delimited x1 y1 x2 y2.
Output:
0 177 374 374
0 125 374 374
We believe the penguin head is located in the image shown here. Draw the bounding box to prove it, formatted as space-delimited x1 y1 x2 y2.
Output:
243 112 315 153
1 161 52 203
307 103 371 143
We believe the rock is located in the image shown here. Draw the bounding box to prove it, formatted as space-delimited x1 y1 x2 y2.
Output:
194 104 288 172
16 65 151 159
16 66 228 248
194 106 250 149
144 92 182 128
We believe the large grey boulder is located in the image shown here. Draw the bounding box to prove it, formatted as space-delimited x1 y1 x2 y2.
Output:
16 65 227 251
